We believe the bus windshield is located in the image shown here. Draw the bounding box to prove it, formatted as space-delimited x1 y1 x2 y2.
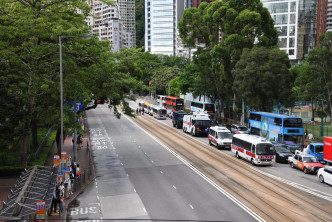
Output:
217 132 232 139
193 120 210 126
256 144 275 155
283 118 302 127
205 104 215 112
158 110 167 115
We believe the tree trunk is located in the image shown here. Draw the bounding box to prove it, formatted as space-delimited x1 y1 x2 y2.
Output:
233 93 237 122
20 135 30 166
32 112 38 148
311 98 315 122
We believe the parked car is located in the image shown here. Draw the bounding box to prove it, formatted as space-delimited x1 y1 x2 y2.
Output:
289 153 325 174
271 141 293 163
317 166 332 186
230 124 248 134
284 141 303 154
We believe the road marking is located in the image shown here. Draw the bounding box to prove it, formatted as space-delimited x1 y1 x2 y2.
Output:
124 114 266 222
189 204 194 209
97 195 99 200
252 168 332 202
134 189 136 193
143 208 147 213
173 185 176 189
160 171 164 174
151 160 154 163
121 162 123 166
127 174 129 177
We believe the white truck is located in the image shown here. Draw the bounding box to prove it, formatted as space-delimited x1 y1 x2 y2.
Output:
183 112 211 136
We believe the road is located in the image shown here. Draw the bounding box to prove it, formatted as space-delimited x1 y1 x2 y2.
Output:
68 104 332 222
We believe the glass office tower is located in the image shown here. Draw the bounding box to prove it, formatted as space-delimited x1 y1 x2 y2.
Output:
262 0 318 61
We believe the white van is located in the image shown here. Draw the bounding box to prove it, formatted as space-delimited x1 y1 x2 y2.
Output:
183 112 211 136
208 126 233 149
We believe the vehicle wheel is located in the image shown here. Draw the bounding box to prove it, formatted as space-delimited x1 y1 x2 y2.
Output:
319 175 324 183
303 168 308 174
251 158 255 166
173 122 176 127
209 139 212 146
191 130 195 137
236 152 241 159
275 157 279 163
183 127 185 133
291 162 294 168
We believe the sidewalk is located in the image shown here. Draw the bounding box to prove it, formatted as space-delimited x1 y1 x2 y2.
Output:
0 130 94 221
47 131 95 221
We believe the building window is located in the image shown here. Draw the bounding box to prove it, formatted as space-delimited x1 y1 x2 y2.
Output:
276 26 287 36
289 49 295 55
273 14 288 25
290 2 296 12
289 38 295 47
289 26 295 36
279 38 287 48
290 14 296 24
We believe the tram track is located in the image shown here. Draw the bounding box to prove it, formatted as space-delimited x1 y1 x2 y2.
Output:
132 114 332 222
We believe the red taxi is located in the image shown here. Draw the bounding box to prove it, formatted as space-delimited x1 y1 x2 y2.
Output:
289 153 325 174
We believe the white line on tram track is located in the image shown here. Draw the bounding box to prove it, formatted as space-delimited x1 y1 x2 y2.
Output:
189 204 194 209
173 185 176 189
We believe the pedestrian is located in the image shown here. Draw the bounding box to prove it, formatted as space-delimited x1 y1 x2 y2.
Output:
77 134 83 150
308 132 314 140
136 108 139 116
59 182 65 197
58 193 64 217
51 186 58 214
76 164 81 177
141 107 144 115
139 107 141 115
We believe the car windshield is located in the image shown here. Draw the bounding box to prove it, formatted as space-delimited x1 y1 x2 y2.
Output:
303 157 318 163
275 146 290 153
315 145 324 154
217 132 232 139
256 144 275 155
238 127 247 131
194 120 210 126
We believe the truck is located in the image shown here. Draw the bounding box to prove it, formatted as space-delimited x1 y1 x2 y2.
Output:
183 112 211 136
172 110 187 129
324 137 332 165
307 143 324 163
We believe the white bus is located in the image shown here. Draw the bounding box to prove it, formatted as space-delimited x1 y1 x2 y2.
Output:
152 106 167 120
232 134 275 166
157 95 166 107
190 101 216 121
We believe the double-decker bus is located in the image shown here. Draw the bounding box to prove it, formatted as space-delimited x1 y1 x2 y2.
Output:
232 134 275 165
190 101 216 121
165 96 184 117
248 111 304 145
157 95 166 107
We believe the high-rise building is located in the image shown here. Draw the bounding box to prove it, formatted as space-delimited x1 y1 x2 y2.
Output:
316 0 328 44
87 1 134 52
117 0 136 46
261 0 320 62
145 0 185 55
327 0 332 31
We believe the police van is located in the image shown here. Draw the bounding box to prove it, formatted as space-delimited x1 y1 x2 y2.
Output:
183 112 210 136
208 126 233 149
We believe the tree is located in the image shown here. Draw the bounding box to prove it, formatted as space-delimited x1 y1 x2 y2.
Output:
178 0 278 119
307 32 332 124
233 47 294 111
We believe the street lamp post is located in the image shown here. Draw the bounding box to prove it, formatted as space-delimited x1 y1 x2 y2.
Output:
59 34 91 158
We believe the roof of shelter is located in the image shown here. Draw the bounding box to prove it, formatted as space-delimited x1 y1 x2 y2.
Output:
0 166 58 220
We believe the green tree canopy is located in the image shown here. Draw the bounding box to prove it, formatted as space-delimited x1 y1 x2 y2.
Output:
233 47 294 111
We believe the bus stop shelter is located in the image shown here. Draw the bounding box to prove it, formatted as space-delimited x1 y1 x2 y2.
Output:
0 166 58 220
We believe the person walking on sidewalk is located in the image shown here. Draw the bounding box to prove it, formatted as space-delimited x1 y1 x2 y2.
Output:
58 193 64 217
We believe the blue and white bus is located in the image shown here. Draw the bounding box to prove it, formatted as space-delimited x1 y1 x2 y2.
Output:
248 112 304 145
190 101 216 121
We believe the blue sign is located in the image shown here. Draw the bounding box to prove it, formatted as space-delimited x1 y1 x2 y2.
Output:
65 100 83 112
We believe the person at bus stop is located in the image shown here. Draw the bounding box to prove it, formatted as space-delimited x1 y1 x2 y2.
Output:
136 108 139 116
51 186 59 214
58 193 64 217
141 107 144 115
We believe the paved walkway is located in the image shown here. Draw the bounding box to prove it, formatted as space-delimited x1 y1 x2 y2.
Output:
0 127 94 221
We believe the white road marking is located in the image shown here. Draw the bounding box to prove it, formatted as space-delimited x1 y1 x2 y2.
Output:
127 174 129 177
134 189 137 193
160 171 164 174
121 162 123 166
97 195 99 200
173 185 176 189
252 168 332 202
151 160 154 163
143 208 147 213
124 114 266 222
189 204 194 209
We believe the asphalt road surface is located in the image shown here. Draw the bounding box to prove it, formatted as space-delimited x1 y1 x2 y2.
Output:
67 105 259 221
67 104 332 222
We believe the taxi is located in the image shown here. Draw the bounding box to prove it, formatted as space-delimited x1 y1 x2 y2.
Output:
289 153 325 174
